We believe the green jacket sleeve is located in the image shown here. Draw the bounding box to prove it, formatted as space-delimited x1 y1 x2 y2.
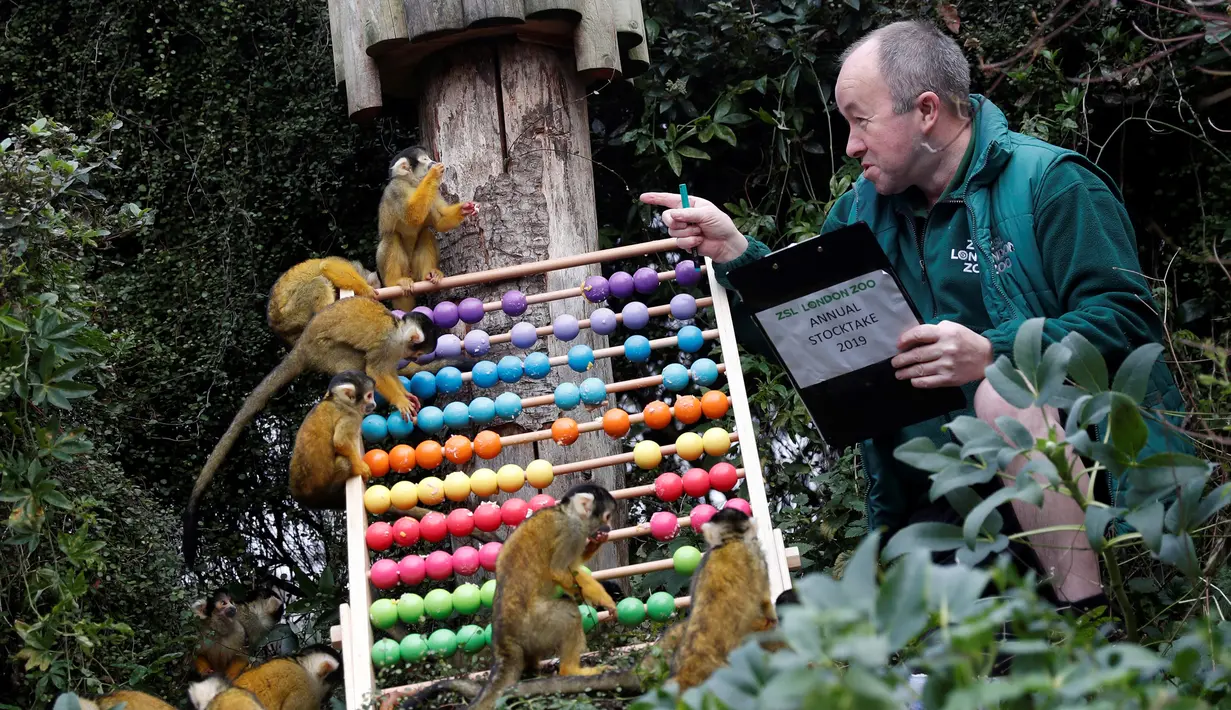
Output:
979 158 1164 368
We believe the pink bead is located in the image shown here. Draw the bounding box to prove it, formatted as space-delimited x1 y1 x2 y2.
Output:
654 472 684 502
501 498 530 527
365 522 394 552
479 541 503 572
474 502 503 532
452 545 481 576
419 511 448 543
650 511 680 541
708 462 739 492
398 555 426 585
425 550 454 581
690 504 718 533
370 558 400 589
392 517 420 547
725 498 753 517
682 468 710 497
528 493 556 511
446 508 475 538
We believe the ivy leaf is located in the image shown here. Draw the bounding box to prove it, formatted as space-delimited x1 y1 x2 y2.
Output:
698 123 715 143
877 549 929 649
985 355 1035 408
1036 341 1073 404
944 415 998 445
929 463 998 499
665 151 682 176
1110 342 1164 403
712 124 737 146
1193 482 1231 527
893 438 962 473
995 415 1036 449
1108 392 1147 459
881 522 965 561
1084 505 1124 552
1122 452 1212 508
963 477 1042 547
1159 531 1200 578
0 314 28 332
1013 317 1045 384
674 146 710 160
1061 330 1108 392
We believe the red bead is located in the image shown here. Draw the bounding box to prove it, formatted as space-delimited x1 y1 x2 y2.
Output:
392 517 420 547
690 504 718 532
708 462 739 492
725 498 752 516
370 559 400 589
654 472 684 502
424 550 453 580
682 468 710 497
365 522 393 552
397 555 425 585
473 502 503 532
446 508 475 538
479 541 502 572
650 511 680 541
501 498 530 527
528 493 556 511
419 511 448 543
452 546 481 576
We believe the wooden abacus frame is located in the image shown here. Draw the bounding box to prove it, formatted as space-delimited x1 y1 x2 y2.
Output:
327 238 800 709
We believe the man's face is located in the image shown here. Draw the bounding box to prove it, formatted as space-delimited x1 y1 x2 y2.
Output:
836 41 922 195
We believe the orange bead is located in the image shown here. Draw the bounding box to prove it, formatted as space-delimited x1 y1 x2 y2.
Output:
387 444 416 473
701 390 730 419
415 439 444 469
363 449 390 478
443 435 473 465
673 395 702 425
552 418 580 446
473 430 503 460
602 408 631 438
643 400 672 430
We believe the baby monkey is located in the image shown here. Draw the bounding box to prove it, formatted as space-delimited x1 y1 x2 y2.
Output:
289 370 375 509
467 483 619 710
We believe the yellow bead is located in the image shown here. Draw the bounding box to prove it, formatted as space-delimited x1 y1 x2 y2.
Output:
364 484 391 515
675 432 704 461
525 458 555 489
417 476 445 506
389 480 418 510
496 464 526 493
469 468 498 497
702 427 731 456
443 471 472 502
633 440 662 469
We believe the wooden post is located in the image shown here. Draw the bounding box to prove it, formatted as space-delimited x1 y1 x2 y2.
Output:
416 39 629 582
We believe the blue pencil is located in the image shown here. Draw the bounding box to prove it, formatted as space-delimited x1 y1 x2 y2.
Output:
679 184 697 256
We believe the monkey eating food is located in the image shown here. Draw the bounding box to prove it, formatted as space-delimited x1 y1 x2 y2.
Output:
182 299 440 566
266 257 381 346
377 146 478 313
288 370 376 509
191 589 250 680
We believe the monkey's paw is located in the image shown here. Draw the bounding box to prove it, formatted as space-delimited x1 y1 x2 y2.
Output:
461 201 479 216
425 269 445 284
565 665 612 677
426 163 445 182
396 277 415 292
354 461 372 482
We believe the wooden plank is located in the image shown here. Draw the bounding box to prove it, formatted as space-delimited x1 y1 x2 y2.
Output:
341 0 383 121
524 0 583 18
613 0 645 49
344 474 376 704
363 0 409 55
574 0 620 80
336 604 357 709
328 0 345 85
405 0 466 41
463 0 525 26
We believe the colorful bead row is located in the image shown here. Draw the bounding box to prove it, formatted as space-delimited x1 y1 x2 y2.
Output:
369 542 503 589
365 494 556 547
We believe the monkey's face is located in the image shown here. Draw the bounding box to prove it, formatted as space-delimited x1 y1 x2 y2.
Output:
399 313 440 360
390 146 437 182
214 596 237 619
332 380 376 414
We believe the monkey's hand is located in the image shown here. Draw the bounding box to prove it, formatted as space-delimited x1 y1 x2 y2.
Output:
354 459 372 482
396 277 415 293
424 268 445 285
575 570 617 614
393 394 422 422
461 201 479 216
551 569 581 598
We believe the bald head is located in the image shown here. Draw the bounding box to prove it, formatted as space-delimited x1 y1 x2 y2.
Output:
839 20 971 116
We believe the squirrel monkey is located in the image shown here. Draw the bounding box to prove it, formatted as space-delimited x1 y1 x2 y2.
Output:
377 146 478 312
182 300 439 566
267 257 382 346
192 589 250 680
187 677 266 710
468 483 619 710
231 645 342 710
57 691 178 710
670 508 778 690
235 587 285 656
289 370 375 509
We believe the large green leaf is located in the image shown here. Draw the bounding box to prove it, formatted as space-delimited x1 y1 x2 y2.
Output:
1124 501 1164 553
1084 504 1124 552
877 549 930 649
1193 482 1231 528
1013 317 1045 384
1107 392 1147 459
994 415 1037 449
1159 531 1200 578
881 522 965 561
962 477 1043 546
894 438 963 474
1121 452 1213 508
1061 330 1108 392
1110 342 1164 403
1035 341 1073 405
985 355 1035 408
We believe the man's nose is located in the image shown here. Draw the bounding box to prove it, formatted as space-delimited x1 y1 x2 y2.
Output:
846 134 866 160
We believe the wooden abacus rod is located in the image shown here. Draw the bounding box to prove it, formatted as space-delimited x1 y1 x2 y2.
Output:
480 266 709 315
595 595 691 622
607 516 691 542
611 468 745 500
488 296 715 345
591 557 674 580
372 237 684 299
550 431 740 476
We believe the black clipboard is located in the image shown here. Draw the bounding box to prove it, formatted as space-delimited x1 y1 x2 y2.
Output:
724 222 967 450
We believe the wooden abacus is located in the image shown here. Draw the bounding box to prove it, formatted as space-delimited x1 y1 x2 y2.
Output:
327 236 801 709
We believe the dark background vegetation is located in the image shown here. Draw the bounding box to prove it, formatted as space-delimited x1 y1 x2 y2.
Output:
2 0 1229 706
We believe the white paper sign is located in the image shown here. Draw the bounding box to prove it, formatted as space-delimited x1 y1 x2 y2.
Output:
753 270 918 388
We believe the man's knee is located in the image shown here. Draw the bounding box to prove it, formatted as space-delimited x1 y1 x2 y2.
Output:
974 378 1060 437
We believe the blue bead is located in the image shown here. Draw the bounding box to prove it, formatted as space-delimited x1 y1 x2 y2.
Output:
510 321 539 349
471 360 499 388
567 345 595 373
554 382 581 410
398 375 412 392
523 351 551 379
443 401 471 429
386 412 414 438
579 377 607 406
691 358 719 387
662 363 690 392
553 314 580 341
677 325 704 353
436 366 464 394
498 356 524 383
469 397 496 424
373 389 387 408
416 406 445 434
624 335 651 363
495 391 523 419
362 414 388 442
410 371 437 400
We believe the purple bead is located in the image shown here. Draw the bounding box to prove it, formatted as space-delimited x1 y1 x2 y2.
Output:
633 267 659 294
622 301 650 330
417 352 435 365
391 309 406 319
458 297 486 324
670 293 697 320
463 329 490 356
589 308 617 335
582 275 609 303
609 271 635 299
502 290 528 317
675 259 702 287
553 314 580 341
435 334 462 358
413 306 434 320
433 301 459 328
510 321 539 349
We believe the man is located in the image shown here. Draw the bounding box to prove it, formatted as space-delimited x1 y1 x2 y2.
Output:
641 20 1190 612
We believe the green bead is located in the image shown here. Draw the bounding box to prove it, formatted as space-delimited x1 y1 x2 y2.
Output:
457 624 487 653
397 593 425 625
399 633 428 662
673 545 702 575
371 638 401 667
553 584 565 598
424 588 454 620
484 623 493 645
453 583 482 615
427 628 458 656
369 599 399 629
579 565 591 575
579 604 598 632
646 591 676 621
615 597 646 626
481 579 497 607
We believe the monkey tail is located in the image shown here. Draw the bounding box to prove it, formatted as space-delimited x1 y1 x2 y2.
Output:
182 350 307 566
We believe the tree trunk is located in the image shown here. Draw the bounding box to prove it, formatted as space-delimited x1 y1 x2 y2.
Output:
417 39 629 585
